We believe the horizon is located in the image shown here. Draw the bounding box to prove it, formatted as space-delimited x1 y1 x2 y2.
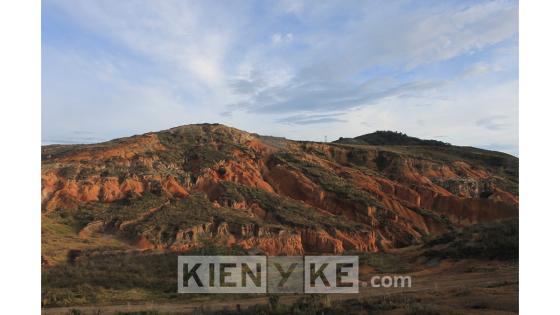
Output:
42 0 518 155
41 122 518 157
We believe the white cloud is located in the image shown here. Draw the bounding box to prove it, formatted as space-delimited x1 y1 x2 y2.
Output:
271 33 293 45
340 79 519 155
42 47 191 142
43 0 518 154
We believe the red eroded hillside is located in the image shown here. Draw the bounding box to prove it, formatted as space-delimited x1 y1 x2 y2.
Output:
41 124 518 260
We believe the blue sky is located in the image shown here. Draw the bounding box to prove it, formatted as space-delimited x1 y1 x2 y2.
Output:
42 0 518 155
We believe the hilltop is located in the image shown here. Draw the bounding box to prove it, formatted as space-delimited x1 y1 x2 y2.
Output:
335 130 450 146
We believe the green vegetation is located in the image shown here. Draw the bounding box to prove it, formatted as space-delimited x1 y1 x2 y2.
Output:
334 132 518 194
48 191 263 247
46 191 168 231
155 124 256 176
423 219 518 260
398 145 518 194
191 294 431 315
405 303 442 315
42 252 170 307
126 193 261 245
358 252 412 273
411 207 455 232
42 216 131 264
42 245 248 307
218 181 367 232
271 152 385 210
336 130 450 146
58 165 78 179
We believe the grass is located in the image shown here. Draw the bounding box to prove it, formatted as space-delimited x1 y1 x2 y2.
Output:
270 151 384 210
423 219 518 260
125 192 261 245
218 181 367 232
47 192 167 231
188 294 440 315
405 303 442 315
42 244 249 307
47 191 265 247
358 252 412 274
42 216 130 264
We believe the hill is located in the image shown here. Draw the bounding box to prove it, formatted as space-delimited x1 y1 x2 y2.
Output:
335 130 450 146
41 123 518 306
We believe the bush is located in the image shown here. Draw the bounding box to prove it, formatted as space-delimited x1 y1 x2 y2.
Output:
423 219 518 260
58 165 78 179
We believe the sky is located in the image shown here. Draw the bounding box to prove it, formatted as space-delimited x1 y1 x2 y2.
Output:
42 0 519 155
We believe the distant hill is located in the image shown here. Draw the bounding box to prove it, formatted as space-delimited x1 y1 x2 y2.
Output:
335 130 450 146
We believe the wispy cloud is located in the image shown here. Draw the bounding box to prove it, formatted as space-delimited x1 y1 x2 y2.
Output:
271 33 293 45
225 0 517 116
42 0 518 155
477 115 511 131
276 113 346 125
